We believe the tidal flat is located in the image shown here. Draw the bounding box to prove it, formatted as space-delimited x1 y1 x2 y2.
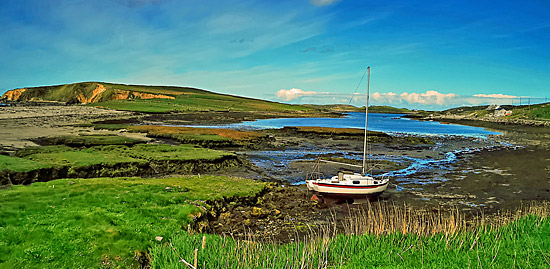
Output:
0 104 549 267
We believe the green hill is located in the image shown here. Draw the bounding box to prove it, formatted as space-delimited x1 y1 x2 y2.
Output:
1 82 317 113
368 105 413 113
440 103 550 121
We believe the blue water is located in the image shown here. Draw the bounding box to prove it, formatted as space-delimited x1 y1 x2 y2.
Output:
222 113 500 137
178 112 505 189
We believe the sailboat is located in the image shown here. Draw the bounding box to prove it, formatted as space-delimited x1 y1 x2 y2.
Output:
306 66 390 198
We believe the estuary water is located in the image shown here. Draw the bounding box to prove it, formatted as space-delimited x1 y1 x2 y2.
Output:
182 113 505 189
219 113 501 138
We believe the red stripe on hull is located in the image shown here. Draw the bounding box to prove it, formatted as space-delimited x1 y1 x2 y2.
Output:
313 182 388 189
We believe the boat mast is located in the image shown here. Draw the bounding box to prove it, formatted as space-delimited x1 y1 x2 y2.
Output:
362 66 370 175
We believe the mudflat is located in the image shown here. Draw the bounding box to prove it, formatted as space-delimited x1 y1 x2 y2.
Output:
0 105 136 150
1 104 548 241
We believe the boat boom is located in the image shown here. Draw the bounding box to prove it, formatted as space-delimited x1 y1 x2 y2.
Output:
319 159 363 168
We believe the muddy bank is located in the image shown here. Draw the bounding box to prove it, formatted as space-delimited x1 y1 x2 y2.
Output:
206 119 549 240
206 184 321 242
206 145 549 242
1 155 245 186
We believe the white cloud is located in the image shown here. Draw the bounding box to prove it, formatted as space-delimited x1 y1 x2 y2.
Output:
399 90 456 105
310 0 340 7
270 88 532 110
277 88 318 101
473 93 518 99
372 92 398 103
368 90 526 109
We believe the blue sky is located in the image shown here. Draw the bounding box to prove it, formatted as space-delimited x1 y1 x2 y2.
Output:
1 0 549 109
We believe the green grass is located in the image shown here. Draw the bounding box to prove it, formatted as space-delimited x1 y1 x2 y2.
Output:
93 93 315 113
9 144 232 170
111 144 233 161
0 154 52 172
14 145 144 168
368 105 412 114
128 125 270 149
509 103 550 120
0 176 267 268
151 214 549 268
0 144 235 185
37 134 146 147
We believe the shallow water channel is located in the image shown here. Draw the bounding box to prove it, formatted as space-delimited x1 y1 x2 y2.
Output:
184 113 516 205
241 135 512 189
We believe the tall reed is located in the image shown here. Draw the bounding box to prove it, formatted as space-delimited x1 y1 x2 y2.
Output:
151 201 549 268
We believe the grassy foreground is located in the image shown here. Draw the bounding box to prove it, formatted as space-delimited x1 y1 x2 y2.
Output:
0 176 267 268
152 203 549 268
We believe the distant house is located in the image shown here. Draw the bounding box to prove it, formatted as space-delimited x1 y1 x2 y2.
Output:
486 104 500 110
494 107 512 117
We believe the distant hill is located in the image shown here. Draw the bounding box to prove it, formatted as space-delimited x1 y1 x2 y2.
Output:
437 103 550 121
368 106 413 114
1 82 197 103
303 104 414 114
303 104 362 112
1 82 317 113
1 82 420 115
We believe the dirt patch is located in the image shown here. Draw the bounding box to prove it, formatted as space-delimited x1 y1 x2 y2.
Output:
0 105 136 151
207 185 328 242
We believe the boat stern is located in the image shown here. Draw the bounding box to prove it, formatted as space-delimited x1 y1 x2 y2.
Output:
305 180 316 191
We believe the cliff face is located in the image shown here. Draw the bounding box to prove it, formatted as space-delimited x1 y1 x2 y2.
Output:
1 82 177 103
2 88 27 101
110 90 175 101
77 84 107 103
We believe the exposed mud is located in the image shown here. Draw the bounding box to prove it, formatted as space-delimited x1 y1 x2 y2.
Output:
1 105 548 243
206 121 549 241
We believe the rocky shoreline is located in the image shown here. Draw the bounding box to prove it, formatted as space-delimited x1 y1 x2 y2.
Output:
408 113 550 127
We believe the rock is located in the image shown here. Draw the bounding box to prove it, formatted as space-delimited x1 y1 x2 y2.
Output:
219 212 231 222
251 207 268 217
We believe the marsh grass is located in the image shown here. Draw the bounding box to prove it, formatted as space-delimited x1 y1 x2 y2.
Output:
129 125 270 149
0 176 267 268
129 126 264 141
153 201 549 268
35 134 146 147
4 144 232 172
1 144 239 185
0 154 51 172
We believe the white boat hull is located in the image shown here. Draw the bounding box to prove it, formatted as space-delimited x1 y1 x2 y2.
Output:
306 173 389 198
